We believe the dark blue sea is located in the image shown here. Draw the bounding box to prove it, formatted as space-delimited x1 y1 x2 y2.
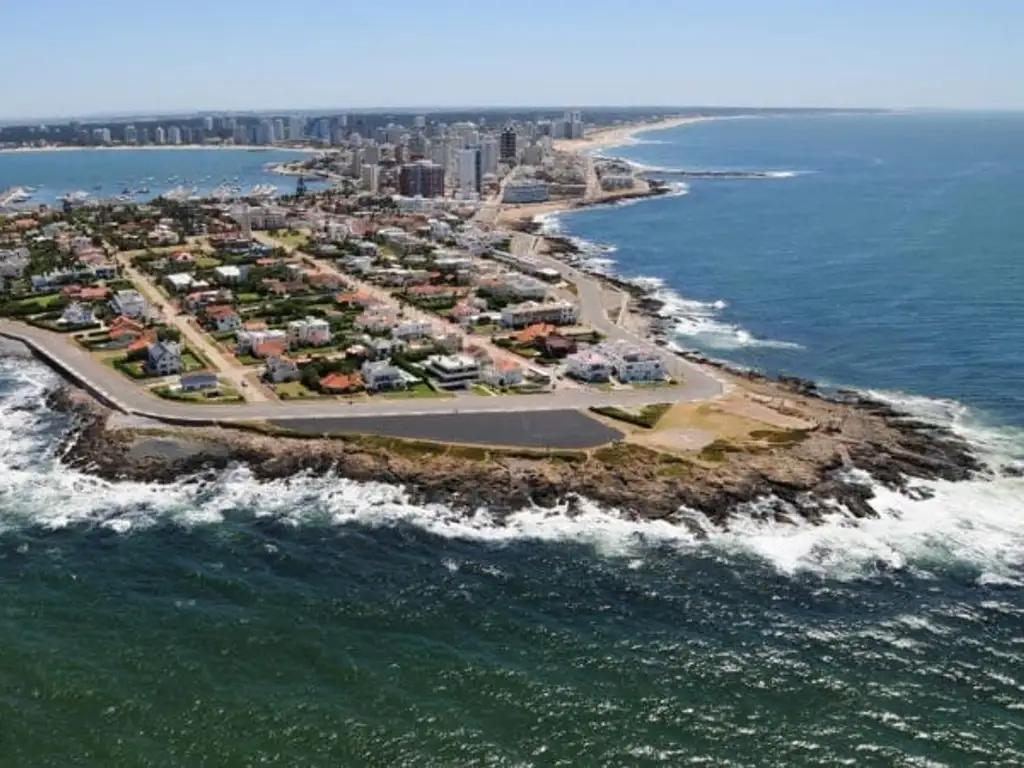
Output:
1 113 1023 765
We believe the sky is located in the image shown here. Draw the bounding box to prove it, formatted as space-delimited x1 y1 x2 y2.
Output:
3 0 1023 120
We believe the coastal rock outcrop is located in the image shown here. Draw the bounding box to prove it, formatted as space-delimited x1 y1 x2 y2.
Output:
52 371 984 529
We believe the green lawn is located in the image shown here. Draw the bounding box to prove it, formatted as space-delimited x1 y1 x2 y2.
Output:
471 384 497 397
180 350 208 373
195 256 222 269
376 383 453 399
1 293 65 314
153 382 243 404
275 381 322 400
104 356 151 380
237 293 262 304
512 347 540 359
273 232 310 249
289 344 345 357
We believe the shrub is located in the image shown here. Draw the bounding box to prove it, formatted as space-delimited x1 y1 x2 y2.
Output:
590 403 671 429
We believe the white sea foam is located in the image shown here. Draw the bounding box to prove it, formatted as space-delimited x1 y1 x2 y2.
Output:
1 358 1022 586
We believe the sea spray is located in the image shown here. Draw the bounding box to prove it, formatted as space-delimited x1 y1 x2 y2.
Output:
2 356 1021 587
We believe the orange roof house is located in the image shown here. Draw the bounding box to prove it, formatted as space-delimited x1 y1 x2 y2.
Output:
319 372 364 394
109 316 146 339
79 286 111 301
514 323 556 345
126 330 158 354
335 290 377 308
203 304 237 319
252 339 287 359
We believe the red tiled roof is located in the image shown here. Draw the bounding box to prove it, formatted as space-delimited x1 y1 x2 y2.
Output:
109 317 145 338
203 304 236 318
253 339 287 358
127 330 158 353
514 323 556 344
319 373 363 392
79 286 110 301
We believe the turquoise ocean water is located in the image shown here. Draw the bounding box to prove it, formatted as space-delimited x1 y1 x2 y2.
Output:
1 114 1023 765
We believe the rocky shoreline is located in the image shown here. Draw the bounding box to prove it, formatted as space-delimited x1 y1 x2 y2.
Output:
48 364 986 531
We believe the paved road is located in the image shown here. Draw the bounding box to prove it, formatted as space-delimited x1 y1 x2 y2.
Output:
114 252 268 402
508 233 726 394
252 232 566 388
274 410 623 449
0 320 722 423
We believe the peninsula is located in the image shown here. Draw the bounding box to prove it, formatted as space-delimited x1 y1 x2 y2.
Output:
0 109 984 527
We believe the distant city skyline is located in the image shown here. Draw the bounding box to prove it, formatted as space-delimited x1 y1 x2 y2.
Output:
4 0 1023 120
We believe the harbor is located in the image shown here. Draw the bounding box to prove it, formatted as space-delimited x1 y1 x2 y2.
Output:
0 147 316 209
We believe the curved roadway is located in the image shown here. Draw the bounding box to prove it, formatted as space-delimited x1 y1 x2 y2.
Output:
0 320 724 424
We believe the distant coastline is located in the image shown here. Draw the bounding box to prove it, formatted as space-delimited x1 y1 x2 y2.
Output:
553 115 730 153
0 144 321 155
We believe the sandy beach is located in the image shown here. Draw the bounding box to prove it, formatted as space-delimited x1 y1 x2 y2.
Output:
0 144 321 155
553 115 717 154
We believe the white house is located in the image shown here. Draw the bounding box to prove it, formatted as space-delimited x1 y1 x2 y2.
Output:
60 302 96 327
424 354 480 389
204 305 242 333
265 355 300 383
500 300 578 329
213 265 243 284
342 255 374 274
354 310 398 334
483 274 547 300
392 321 433 341
598 341 665 383
370 337 406 359
163 273 193 293
146 341 183 376
235 328 287 354
287 316 332 347
566 349 612 383
148 224 180 245
483 359 524 389
110 289 149 318
0 247 30 278
361 360 407 392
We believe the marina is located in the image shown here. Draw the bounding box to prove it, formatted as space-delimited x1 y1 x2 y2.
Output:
0 147 313 209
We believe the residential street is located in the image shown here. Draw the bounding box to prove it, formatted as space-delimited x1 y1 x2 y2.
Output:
1 320 723 423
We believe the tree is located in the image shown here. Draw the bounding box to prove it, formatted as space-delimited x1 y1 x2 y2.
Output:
300 365 321 391
157 327 182 343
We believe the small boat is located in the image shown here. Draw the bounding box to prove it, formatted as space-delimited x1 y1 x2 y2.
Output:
61 191 91 205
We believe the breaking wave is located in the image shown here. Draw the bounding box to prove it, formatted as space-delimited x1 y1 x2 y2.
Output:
0 354 1022 588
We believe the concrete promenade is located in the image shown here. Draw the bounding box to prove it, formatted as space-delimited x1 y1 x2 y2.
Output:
0 321 724 425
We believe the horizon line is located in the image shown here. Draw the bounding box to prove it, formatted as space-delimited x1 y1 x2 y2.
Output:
1 105 1019 127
